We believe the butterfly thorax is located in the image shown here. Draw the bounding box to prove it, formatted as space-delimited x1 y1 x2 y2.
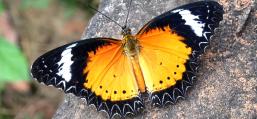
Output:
122 34 140 57
121 27 141 57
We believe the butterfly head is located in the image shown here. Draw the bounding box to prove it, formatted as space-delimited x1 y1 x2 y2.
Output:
121 26 132 36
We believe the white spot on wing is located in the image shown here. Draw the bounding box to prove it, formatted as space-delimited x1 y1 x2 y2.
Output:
172 9 205 37
171 9 183 13
57 43 77 82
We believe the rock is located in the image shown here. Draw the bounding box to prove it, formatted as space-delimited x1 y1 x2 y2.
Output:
53 0 257 118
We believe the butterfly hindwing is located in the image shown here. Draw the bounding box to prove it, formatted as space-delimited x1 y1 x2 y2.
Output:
31 38 144 118
136 1 223 106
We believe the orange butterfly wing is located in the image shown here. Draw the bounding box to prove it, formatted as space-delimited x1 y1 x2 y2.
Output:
136 26 192 92
83 42 139 101
31 38 144 118
136 25 195 106
136 1 223 106
82 40 145 117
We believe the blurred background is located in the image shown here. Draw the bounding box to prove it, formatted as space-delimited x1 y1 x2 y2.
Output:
0 0 99 119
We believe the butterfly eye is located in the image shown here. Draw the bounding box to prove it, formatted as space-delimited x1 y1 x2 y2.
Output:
121 27 132 36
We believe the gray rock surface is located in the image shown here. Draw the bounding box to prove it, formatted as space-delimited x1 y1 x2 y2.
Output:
53 0 257 118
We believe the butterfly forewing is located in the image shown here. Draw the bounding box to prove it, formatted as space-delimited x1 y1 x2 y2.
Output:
136 1 223 106
137 1 223 58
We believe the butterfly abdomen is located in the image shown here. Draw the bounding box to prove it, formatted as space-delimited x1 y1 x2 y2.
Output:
130 57 146 93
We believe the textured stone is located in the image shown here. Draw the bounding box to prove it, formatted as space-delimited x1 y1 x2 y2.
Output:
53 0 257 118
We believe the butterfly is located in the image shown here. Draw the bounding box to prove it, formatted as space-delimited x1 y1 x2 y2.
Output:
31 1 223 118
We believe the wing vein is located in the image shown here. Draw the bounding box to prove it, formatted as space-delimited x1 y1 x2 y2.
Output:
142 44 190 60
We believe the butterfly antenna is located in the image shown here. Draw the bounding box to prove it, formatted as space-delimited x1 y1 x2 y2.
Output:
88 5 123 28
124 0 133 28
